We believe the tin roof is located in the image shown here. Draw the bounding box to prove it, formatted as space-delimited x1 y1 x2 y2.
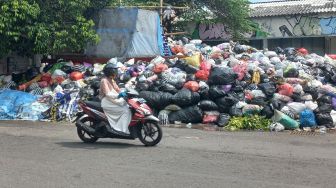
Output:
250 0 336 17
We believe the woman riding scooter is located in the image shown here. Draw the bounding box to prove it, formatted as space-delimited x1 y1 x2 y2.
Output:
98 63 131 135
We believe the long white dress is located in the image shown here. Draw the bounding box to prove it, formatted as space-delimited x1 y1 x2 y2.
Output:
100 78 132 134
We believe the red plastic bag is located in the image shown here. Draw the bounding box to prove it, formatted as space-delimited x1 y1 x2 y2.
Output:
70 71 83 81
153 63 168 74
233 63 247 81
278 83 294 97
195 70 209 81
184 81 200 92
297 48 308 55
41 73 52 82
203 112 219 124
200 61 212 72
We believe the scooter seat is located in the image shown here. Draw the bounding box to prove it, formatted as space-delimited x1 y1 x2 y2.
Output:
84 101 104 112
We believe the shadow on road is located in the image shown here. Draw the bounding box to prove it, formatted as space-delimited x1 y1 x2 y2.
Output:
57 141 144 150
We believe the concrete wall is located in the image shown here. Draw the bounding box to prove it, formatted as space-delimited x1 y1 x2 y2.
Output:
0 54 33 74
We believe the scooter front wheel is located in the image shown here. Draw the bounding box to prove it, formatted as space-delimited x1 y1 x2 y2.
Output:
138 121 162 146
77 117 99 143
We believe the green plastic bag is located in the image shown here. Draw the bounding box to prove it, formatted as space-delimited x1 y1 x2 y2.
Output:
273 110 299 130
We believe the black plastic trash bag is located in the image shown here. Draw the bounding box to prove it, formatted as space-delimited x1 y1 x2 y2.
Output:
198 100 218 111
317 95 332 105
259 82 276 97
233 43 246 54
275 47 285 54
137 82 150 91
284 47 297 56
315 113 334 128
271 99 287 110
314 104 333 113
208 67 238 85
247 97 268 106
209 85 227 99
140 91 173 110
26 67 40 81
261 105 274 118
303 86 319 100
12 72 26 84
284 68 299 78
173 59 188 71
217 114 231 127
216 96 239 113
184 64 199 74
173 89 200 107
229 106 243 117
168 106 203 124
186 74 196 82
159 83 178 94
61 65 73 74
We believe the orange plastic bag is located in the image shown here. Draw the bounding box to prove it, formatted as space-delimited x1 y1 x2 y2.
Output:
171 45 184 54
278 83 294 96
153 63 168 74
70 72 83 81
184 81 200 92
54 76 65 84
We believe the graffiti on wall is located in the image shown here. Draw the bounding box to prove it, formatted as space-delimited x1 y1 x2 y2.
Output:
198 23 231 40
255 15 336 38
186 15 336 40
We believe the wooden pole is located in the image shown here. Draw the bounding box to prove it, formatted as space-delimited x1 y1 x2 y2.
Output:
160 0 164 24
164 32 188 36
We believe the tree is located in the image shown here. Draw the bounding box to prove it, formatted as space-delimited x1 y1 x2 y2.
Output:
0 0 102 58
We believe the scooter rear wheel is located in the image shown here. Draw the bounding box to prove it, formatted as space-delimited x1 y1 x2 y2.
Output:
77 117 99 143
138 121 162 146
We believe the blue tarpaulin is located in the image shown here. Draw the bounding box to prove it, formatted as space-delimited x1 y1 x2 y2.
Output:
0 89 38 120
86 8 171 58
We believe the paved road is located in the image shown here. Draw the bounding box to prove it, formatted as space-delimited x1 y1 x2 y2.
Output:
0 121 336 188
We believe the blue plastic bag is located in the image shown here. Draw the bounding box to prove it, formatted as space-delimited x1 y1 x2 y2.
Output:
300 109 317 127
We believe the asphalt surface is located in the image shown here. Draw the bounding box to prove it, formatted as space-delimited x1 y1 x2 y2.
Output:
0 121 336 188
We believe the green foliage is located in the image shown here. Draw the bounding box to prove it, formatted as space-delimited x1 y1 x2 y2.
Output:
0 0 100 58
225 115 271 131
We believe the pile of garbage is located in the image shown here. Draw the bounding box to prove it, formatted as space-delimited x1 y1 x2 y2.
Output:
129 39 336 131
1 38 336 132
